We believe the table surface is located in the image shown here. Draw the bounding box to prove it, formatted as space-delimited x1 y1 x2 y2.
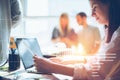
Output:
0 58 72 80
0 71 59 80
0 46 74 80
0 62 59 80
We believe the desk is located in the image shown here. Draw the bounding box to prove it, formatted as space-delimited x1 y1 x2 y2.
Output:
0 58 58 80
0 57 72 80
0 70 73 80
0 45 74 80
0 71 59 80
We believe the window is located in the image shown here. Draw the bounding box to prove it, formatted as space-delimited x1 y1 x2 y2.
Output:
26 0 48 16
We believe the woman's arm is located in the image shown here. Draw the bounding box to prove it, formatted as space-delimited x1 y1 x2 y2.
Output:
33 56 74 76
53 62 74 76
33 55 101 79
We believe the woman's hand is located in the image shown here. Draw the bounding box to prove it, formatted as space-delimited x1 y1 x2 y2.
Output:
33 56 74 76
33 56 54 73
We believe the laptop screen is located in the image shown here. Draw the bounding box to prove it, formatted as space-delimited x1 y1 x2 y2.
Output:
15 38 43 69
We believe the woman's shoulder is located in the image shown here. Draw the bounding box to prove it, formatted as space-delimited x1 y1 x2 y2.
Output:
116 26 120 34
53 26 59 31
70 28 74 32
52 26 61 35
111 26 120 40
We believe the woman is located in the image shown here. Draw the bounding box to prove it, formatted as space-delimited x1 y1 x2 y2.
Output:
34 0 120 79
52 13 77 47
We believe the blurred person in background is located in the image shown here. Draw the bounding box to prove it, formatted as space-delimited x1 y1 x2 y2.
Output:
76 12 101 55
52 13 77 48
0 0 22 66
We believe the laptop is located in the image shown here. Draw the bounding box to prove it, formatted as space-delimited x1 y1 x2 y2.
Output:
15 38 43 74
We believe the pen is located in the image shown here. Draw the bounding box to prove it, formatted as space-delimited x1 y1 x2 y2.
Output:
22 41 35 56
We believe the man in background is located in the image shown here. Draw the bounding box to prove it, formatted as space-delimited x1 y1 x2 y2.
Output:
76 12 101 55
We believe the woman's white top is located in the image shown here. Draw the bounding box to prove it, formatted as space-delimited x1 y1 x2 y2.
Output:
73 26 120 80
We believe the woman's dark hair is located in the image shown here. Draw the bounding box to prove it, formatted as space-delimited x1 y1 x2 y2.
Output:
98 0 120 43
77 12 87 18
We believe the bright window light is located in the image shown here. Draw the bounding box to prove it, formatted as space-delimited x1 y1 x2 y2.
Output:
26 0 48 16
